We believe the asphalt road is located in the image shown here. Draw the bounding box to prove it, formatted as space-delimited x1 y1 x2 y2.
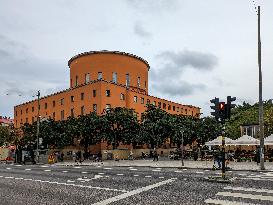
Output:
0 163 273 205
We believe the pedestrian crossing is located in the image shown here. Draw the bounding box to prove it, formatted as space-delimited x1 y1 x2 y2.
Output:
205 184 273 204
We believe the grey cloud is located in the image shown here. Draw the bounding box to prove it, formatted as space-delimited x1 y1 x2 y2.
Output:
134 22 152 38
157 50 218 71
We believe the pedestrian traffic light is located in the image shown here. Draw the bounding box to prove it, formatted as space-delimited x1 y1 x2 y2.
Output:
219 102 226 121
210 97 219 120
226 96 236 119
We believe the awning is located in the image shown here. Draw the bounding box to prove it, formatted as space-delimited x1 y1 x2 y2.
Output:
205 136 235 146
233 135 260 145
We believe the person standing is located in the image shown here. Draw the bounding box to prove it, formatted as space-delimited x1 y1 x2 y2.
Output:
153 148 158 161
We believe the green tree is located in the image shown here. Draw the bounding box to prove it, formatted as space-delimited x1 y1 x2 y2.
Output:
0 126 10 146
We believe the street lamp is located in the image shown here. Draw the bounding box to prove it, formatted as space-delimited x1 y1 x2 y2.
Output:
180 129 184 167
36 91 40 163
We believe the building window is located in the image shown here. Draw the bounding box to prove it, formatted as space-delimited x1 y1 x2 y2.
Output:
70 78 72 87
192 111 194 116
153 101 156 106
45 103 47 109
144 81 147 89
98 72 102 80
21 110 22 115
181 108 184 113
26 108 28 114
26 118 28 123
106 90 111 97
81 106 85 115
85 73 90 84
32 107 34 112
32 117 34 123
158 102 162 108
81 93 84 100
120 93 125 100
113 72 117 83
52 112 55 120
93 90 96 97
75 75 78 86
147 99 150 104
168 105 171 110
53 101 55 107
16 111 17 116
137 77 140 88
106 104 111 111
141 97 144 104
61 98 64 105
71 108 74 117
163 103 166 109
71 96 74 102
61 110 64 120
93 104 97 113
185 109 188 114
173 106 175 111
126 73 130 87
134 96 138 103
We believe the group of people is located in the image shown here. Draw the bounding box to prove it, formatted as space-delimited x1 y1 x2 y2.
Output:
72 151 102 163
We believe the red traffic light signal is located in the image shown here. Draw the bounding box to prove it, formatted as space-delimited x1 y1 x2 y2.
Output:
219 102 225 110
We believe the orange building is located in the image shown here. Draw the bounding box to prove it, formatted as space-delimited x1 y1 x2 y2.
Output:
14 51 200 129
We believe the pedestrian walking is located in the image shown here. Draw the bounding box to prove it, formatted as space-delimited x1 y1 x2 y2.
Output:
153 148 158 161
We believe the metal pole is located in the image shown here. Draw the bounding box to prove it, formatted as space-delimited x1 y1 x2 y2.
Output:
36 90 40 163
181 130 184 167
221 130 226 179
258 6 265 170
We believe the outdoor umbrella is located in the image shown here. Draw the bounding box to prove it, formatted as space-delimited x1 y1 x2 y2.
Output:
205 136 235 146
233 135 260 146
265 134 273 145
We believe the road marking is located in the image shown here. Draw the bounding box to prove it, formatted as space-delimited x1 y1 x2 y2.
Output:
0 176 3 178
91 178 176 205
182 169 187 171
159 177 164 179
217 191 273 202
4 176 14 179
44 170 51 172
103 168 112 170
67 180 75 183
241 177 273 182
40 165 49 168
6 168 11 170
152 170 161 172
24 179 33 181
196 171 204 174
25 169 31 171
133 175 139 177
145 176 151 178
174 170 183 173
81 171 88 174
204 170 209 172
128 167 134 169
117 174 124 176
205 198 257 205
129 169 138 171
98 173 105 175
15 177 23 180
224 186 273 194
62 171 68 173
74 166 82 169
155 168 162 169
15 165 22 167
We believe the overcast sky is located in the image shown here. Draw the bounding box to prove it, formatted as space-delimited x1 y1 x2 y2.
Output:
0 0 273 118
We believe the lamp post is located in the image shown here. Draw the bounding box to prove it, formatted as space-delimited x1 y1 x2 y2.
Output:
257 6 265 170
36 90 40 163
180 129 184 167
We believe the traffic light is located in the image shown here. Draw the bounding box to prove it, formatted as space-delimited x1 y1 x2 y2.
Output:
219 102 226 121
210 97 219 120
226 96 236 119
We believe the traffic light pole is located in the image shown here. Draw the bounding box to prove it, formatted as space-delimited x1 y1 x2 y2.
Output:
221 124 226 179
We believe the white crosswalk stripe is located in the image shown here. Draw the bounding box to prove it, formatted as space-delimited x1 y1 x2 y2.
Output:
205 185 273 204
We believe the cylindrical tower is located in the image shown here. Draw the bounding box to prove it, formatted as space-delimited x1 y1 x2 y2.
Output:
68 50 150 93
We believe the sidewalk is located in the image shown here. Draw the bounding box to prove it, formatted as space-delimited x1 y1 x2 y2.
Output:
55 159 273 172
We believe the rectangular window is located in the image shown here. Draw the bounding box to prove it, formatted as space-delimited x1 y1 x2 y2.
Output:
85 73 90 84
106 90 111 97
177 107 179 112
106 104 111 111
53 101 55 107
158 102 162 108
168 105 171 110
137 77 140 88
61 98 64 105
16 111 17 116
153 101 156 106
141 97 144 104
81 106 85 115
113 72 117 83
93 90 96 97
144 81 147 89
71 108 74 117
32 117 34 123
120 93 125 100
21 110 22 115
181 108 184 113
126 73 130 87
71 96 74 102
98 72 102 80
185 109 188 114
147 99 150 104
75 75 78 86
134 96 138 103
93 104 97 113
173 106 175 111
26 118 28 123
61 110 64 120
26 108 28 114
52 112 55 120
70 79 72 87
81 93 84 100
163 103 166 109
45 103 47 109
32 107 34 112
